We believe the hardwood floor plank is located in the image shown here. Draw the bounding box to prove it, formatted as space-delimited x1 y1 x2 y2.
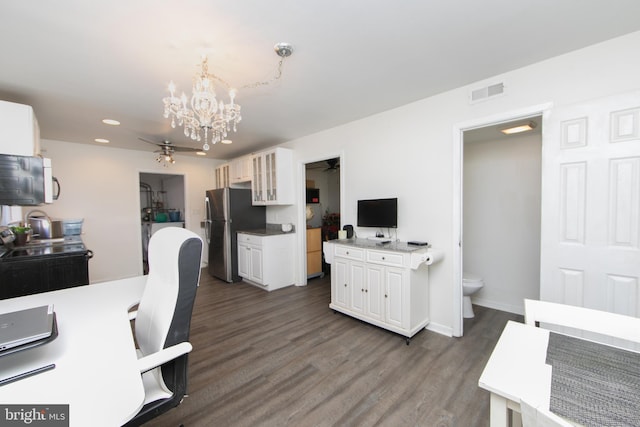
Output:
146 270 521 427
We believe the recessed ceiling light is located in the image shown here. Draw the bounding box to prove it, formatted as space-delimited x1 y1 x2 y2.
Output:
500 121 537 135
196 151 206 156
102 119 120 126
221 139 232 144
94 138 109 143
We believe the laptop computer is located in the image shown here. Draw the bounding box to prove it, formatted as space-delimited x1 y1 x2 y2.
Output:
0 305 55 352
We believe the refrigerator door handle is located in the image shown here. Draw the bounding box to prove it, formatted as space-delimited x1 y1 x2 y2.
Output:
204 196 211 244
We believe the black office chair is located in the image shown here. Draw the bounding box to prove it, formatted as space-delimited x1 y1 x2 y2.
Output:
124 227 203 427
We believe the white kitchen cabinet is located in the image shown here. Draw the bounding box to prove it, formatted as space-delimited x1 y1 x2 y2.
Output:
230 154 253 184
324 240 436 341
215 163 230 188
251 147 293 205
237 232 295 291
0 100 40 156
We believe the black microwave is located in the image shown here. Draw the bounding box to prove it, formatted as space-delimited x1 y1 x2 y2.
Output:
306 188 320 204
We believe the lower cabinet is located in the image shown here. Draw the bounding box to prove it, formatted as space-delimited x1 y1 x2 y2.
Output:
237 232 295 291
326 241 429 340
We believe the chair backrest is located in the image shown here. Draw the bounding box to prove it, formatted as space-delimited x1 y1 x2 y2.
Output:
520 399 573 427
524 299 640 347
135 227 203 388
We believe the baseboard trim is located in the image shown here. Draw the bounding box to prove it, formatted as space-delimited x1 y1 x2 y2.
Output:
426 322 453 337
472 297 524 316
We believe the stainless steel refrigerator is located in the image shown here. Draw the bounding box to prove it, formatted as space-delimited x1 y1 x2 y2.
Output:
205 188 266 282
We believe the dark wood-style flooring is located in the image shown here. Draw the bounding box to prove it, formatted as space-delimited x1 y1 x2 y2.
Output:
147 270 522 427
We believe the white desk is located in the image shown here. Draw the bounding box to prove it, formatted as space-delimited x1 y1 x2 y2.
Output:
0 276 147 427
479 320 555 427
480 320 640 427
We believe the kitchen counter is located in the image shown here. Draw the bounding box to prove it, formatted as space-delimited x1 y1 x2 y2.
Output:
0 236 92 299
237 223 296 236
330 238 428 253
0 236 87 260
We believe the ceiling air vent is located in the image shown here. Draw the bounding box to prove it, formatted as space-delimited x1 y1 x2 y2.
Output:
470 82 505 104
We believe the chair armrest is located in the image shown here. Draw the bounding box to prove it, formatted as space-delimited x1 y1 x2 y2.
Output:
137 342 193 374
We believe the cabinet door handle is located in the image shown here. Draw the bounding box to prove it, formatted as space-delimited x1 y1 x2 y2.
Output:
382 256 386 260
385 294 388 298
344 284 347 287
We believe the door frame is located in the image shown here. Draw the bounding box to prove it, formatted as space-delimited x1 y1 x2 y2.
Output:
296 152 345 286
452 102 552 336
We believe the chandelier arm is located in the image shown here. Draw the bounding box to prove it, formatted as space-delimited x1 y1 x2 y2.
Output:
240 56 287 89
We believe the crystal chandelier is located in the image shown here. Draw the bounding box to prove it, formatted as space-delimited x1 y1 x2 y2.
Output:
163 43 293 151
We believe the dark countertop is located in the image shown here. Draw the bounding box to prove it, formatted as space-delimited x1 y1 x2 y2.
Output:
0 236 88 260
237 223 296 236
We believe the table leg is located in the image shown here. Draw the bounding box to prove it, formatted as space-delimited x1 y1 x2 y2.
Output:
489 393 509 427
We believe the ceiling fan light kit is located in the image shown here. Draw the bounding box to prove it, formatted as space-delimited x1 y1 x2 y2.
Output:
162 42 293 152
139 137 202 166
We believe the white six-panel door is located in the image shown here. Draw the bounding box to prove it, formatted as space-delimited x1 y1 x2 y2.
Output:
541 91 640 316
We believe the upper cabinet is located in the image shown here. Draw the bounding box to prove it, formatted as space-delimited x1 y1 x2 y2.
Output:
214 163 230 189
0 100 40 156
251 147 293 205
230 154 252 184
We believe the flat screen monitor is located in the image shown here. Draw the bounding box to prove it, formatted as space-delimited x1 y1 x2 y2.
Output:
357 198 397 228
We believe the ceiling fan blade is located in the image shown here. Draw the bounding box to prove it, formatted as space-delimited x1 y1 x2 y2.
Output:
171 146 201 152
138 137 163 147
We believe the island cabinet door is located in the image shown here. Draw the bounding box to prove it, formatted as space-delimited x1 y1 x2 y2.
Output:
349 262 366 315
332 258 349 309
364 264 385 322
384 267 406 329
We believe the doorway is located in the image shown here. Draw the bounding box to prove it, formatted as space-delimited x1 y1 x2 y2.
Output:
139 172 186 274
453 103 551 336
304 158 341 280
463 118 542 317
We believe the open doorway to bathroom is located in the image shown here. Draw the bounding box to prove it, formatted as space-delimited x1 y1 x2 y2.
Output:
304 158 341 280
139 172 185 274
462 116 542 328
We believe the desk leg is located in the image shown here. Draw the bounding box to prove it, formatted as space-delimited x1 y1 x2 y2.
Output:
489 393 509 427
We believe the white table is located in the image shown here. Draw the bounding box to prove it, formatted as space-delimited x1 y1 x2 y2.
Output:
479 320 555 427
0 276 147 427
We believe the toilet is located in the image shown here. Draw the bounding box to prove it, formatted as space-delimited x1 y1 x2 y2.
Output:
463 273 484 318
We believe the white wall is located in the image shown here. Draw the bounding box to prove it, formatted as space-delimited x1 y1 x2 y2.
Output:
463 132 542 314
39 139 221 283
275 31 640 335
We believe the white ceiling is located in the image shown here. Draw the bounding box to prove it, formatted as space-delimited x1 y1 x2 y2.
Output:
2 1 640 160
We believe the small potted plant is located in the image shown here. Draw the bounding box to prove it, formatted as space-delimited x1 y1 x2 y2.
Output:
10 224 32 246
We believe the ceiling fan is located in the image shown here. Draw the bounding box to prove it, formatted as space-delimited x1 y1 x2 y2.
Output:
138 138 201 165
308 158 340 172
